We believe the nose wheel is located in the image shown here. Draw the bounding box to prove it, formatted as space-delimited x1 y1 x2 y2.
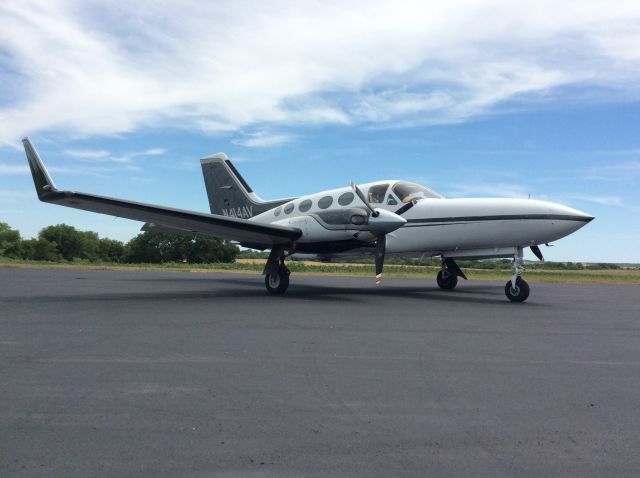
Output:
505 246 530 302
505 277 529 302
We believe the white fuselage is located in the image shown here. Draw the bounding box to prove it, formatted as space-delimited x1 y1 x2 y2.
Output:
250 180 592 259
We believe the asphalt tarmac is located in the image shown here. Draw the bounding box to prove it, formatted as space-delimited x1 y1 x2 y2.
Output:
1 267 640 477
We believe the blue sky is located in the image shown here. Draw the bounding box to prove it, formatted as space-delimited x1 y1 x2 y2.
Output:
1 1 639 262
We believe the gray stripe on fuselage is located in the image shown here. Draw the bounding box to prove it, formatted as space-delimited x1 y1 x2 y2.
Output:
405 214 592 225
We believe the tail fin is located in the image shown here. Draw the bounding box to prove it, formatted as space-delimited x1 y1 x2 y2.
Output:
200 153 293 218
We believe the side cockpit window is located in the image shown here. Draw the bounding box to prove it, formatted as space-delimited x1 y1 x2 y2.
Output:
367 184 389 204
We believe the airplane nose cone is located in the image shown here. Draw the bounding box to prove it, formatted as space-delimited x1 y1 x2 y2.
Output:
369 208 407 234
548 202 594 238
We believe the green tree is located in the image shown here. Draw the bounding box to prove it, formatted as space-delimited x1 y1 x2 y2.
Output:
187 235 239 263
123 233 170 263
38 224 100 261
97 238 125 262
19 238 61 261
0 222 22 257
123 232 238 263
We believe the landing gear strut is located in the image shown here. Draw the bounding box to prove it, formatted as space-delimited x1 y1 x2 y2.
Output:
263 248 290 295
505 247 530 302
436 258 467 290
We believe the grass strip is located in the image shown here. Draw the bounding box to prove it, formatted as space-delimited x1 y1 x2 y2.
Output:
2 258 640 285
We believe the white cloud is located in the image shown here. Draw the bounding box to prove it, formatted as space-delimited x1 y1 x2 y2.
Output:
0 164 29 174
1 0 640 143
65 149 110 159
143 148 165 156
445 182 531 199
64 147 165 164
569 195 624 206
585 160 640 181
351 90 455 124
232 131 295 148
0 189 32 199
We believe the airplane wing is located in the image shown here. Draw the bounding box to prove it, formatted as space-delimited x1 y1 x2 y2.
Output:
23 138 302 248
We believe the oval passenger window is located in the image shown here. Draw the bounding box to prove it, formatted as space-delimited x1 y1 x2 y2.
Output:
338 192 354 206
284 203 294 214
298 199 312 212
318 196 333 209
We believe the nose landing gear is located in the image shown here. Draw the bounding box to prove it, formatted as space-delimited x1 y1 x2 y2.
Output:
505 246 530 302
505 277 529 302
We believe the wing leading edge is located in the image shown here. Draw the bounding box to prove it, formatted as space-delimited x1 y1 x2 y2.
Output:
22 138 302 248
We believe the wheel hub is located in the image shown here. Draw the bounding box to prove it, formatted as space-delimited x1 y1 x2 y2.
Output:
268 274 280 288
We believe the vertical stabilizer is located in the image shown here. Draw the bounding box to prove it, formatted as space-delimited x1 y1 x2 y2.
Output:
200 154 293 218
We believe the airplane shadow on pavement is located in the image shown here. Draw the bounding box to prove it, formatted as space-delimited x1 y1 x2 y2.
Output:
3 275 543 307
112 275 543 307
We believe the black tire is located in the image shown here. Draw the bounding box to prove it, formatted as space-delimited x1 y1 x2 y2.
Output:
436 270 458 290
505 277 530 302
265 266 290 294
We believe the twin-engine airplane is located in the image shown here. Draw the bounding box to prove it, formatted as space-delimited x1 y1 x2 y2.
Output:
23 137 593 302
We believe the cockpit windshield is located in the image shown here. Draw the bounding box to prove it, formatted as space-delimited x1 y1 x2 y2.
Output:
392 181 442 202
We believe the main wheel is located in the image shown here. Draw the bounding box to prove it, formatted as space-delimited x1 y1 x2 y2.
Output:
505 277 530 302
265 266 290 294
436 270 458 290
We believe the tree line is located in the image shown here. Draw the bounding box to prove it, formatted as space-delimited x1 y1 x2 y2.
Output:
0 222 238 263
1 221 624 269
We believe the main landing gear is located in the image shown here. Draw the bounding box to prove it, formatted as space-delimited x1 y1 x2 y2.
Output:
505 246 530 302
263 248 290 295
436 258 467 290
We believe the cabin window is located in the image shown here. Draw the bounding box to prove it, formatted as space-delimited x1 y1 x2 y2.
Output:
274 206 282 216
386 195 398 206
318 196 333 209
298 199 312 212
367 184 389 204
338 192 354 206
284 203 294 214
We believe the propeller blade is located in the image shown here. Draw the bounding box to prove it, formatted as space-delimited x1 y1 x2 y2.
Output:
531 245 544 262
394 199 417 216
375 234 385 284
350 181 378 217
